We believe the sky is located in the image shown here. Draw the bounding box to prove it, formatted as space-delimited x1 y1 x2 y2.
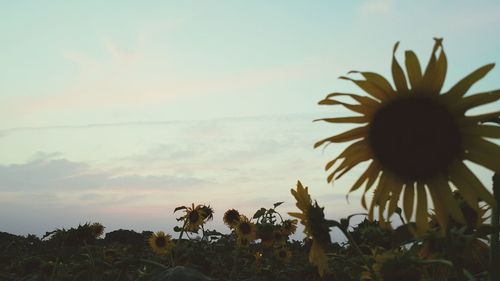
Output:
1 0 499 239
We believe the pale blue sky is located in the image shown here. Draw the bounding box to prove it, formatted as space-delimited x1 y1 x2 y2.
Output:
1 0 499 238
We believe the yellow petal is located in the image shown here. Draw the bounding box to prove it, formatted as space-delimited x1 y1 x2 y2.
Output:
464 138 500 172
323 92 380 107
348 161 377 194
451 90 500 114
449 166 480 212
327 151 371 182
391 42 409 94
421 38 447 96
450 161 496 207
352 71 395 95
314 116 368 123
310 241 328 277
388 181 404 218
443 63 495 101
427 184 449 234
361 165 381 209
461 124 500 138
431 177 465 224
403 183 415 222
404 50 422 91
461 111 500 124
325 140 366 171
314 126 368 148
415 183 429 235
339 76 389 101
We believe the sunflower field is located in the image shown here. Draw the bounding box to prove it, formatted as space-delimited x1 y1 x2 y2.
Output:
1 40 499 281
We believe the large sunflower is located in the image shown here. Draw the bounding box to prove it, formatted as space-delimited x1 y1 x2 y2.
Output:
315 39 499 233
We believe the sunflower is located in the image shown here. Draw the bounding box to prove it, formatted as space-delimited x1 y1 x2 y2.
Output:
281 219 298 236
363 250 424 281
315 39 499 233
288 181 332 277
223 209 241 229
148 231 174 255
275 246 293 263
184 204 206 232
235 216 257 240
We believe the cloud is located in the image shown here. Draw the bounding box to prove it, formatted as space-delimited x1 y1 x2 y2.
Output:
359 0 395 16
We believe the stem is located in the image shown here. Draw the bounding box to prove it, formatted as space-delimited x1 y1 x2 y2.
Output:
490 173 500 281
177 220 188 246
338 226 376 279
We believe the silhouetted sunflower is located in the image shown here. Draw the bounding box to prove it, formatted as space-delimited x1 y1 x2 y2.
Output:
288 181 332 277
281 219 298 236
184 204 205 232
148 231 174 255
316 39 499 233
275 247 292 263
235 216 257 240
223 209 241 229
363 250 424 281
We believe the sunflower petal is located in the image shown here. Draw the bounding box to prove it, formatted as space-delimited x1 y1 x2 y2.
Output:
362 166 381 209
462 124 500 138
314 116 368 123
323 92 380 107
450 161 496 207
403 183 415 222
352 71 395 95
451 90 500 113
327 151 371 182
449 169 480 212
405 50 422 91
348 161 377 194
369 172 389 221
432 177 465 224
339 76 388 101
421 38 446 95
325 140 366 170
464 138 500 172
443 63 495 101
392 42 409 94
314 126 368 148
415 183 429 234
388 181 404 218
462 111 500 124
310 241 328 277
427 185 449 234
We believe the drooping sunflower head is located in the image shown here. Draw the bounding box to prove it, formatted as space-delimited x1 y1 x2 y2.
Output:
148 231 174 255
316 39 500 233
281 219 298 236
288 181 332 277
199 204 214 221
223 209 241 228
235 216 257 240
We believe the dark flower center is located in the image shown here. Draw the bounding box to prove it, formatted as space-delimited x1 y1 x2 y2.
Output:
155 236 166 248
369 96 461 181
279 250 287 258
225 210 240 223
189 211 200 223
239 223 251 234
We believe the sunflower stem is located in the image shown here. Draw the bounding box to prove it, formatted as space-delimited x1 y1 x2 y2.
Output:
490 173 500 281
338 226 376 279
